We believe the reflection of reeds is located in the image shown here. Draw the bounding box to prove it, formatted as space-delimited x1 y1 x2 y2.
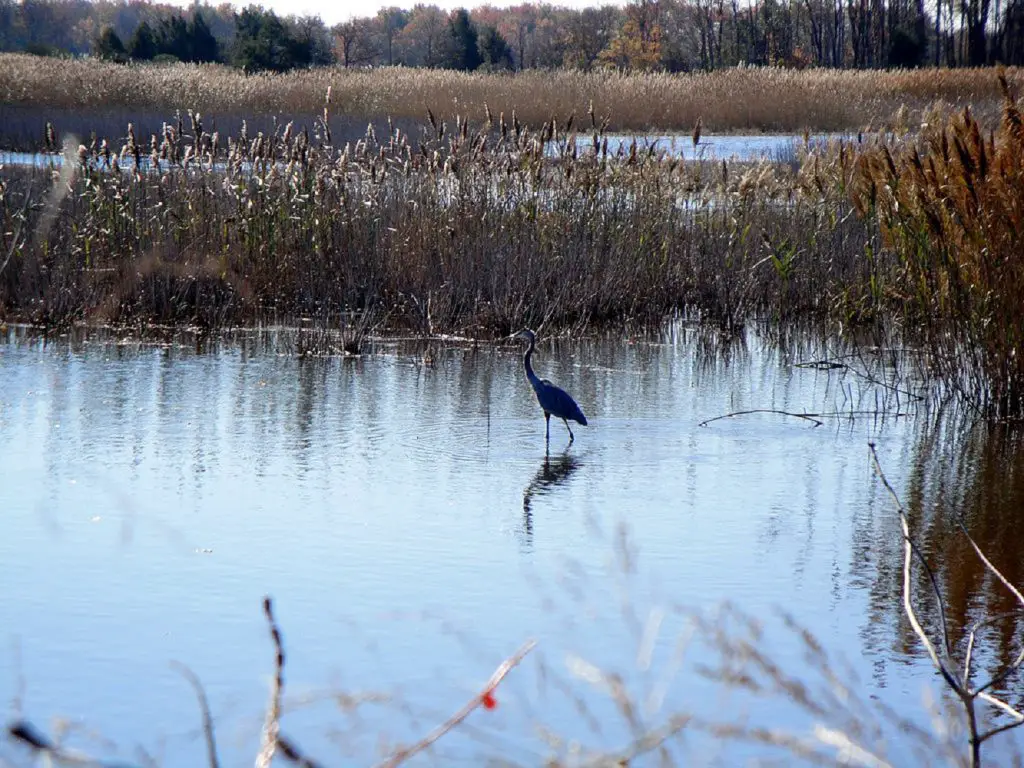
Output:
870 442 1024 768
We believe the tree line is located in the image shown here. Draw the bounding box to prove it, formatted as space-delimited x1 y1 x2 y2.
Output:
0 0 1021 72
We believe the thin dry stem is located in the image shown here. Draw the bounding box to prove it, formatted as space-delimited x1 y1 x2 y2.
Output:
376 639 536 768
256 596 284 768
170 661 220 768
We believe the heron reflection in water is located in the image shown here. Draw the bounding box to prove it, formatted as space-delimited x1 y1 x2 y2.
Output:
522 450 583 542
512 329 587 446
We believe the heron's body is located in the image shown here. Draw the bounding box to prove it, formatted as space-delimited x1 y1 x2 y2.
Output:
514 329 587 444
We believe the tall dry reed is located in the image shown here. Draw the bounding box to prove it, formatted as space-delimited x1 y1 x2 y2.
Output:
0 54 1020 139
851 71 1024 420
0 104 880 342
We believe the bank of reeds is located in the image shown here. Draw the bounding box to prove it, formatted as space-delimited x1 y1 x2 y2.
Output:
852 71 1024 420
4 78 1024 419
0 54 1020 145
0 105 882 341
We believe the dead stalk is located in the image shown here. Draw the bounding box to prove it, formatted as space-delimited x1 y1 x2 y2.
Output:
256 596 285 768
377 639 537 768
170 661 220 768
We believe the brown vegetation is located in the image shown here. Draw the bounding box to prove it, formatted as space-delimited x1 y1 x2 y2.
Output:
3 69 1024 419
0 54 1021 135
0 102 881 341
852 70 1024 419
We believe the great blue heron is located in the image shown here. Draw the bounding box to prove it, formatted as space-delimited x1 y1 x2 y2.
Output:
513 329 588 444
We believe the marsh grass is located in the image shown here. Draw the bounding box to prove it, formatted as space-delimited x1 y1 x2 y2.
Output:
0 55 1020 143
3 72 1024 417
0 103 882 345
852 71 1024 420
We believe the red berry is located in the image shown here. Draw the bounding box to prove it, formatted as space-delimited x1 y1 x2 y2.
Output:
481 690 497 710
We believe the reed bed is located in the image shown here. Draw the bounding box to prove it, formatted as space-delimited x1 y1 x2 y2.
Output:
0 106 883 341
852 71 1024 420
1 53 1020 140
3 77 1024 419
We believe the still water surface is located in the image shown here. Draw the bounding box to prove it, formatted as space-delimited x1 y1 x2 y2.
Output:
1 326 1022 766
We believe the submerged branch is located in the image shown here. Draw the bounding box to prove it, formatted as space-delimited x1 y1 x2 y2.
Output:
698 409 825 428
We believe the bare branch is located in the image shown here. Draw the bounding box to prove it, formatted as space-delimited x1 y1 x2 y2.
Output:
698 409 824 428
170 662 220 768
256 596 285 768
277 734 325 768
868 443 958 683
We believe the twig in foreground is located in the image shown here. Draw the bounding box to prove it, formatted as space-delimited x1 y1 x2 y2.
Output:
5 719 139 767
376 639 537 768
256 596 284 768
170 661 220 768
254 597 323 768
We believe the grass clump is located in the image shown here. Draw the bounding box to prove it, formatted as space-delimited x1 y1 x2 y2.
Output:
852 71 1024 420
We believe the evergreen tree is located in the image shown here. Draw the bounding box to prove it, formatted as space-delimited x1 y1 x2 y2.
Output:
445 8 481 70
94 26 127 62
477 25 512 70
156 14 190 61
233 6 311 73
128 21 157 61
188 12 220 62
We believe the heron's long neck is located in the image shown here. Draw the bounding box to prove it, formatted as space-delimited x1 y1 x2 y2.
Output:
523 339 542 389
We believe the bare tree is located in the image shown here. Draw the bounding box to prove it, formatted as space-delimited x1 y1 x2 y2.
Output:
334 18 378 68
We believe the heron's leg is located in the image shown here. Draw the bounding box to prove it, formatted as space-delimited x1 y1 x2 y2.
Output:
545 412 551 443
564 418 574 444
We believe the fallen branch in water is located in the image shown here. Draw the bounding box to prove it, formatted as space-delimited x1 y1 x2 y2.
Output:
869 442 1024 768
698 409 824 428
376 639 537 768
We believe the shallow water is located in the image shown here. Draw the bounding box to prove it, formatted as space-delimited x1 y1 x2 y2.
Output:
0 132 847 171
1 326 1022 766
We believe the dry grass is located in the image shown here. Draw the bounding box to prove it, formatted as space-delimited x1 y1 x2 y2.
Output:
3 69 1024 417
0 54 1021 138
851 70 1024 420
0 104 881 344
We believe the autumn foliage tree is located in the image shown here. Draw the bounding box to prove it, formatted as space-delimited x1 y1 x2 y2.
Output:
599 0 663 70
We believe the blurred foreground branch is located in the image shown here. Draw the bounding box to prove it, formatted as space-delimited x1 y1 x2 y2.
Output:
869 442 1024 768
377 639 537 767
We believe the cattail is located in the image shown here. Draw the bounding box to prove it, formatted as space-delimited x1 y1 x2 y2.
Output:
692 117 702 148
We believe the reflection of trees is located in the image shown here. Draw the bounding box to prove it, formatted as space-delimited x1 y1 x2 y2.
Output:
860 415 1024 705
